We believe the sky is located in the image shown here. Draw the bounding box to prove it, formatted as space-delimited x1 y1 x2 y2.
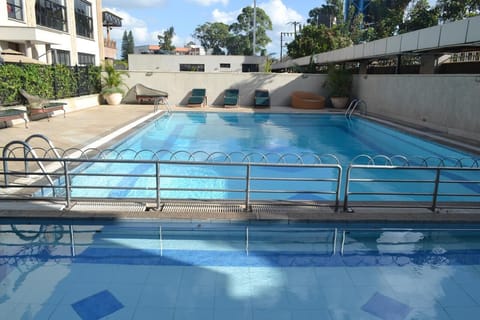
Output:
102 0 325 57
102 0 438 58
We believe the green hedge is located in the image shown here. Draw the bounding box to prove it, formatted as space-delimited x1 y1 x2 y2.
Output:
0 64 101 105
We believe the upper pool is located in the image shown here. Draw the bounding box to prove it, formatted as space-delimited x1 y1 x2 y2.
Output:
59 112 478 206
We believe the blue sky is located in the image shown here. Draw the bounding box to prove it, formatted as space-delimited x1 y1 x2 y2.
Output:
102 0 438 57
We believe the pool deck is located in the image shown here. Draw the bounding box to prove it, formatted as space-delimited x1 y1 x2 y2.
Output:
1 103 479 224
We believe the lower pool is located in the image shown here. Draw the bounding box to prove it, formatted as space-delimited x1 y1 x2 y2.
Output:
2 220 480 319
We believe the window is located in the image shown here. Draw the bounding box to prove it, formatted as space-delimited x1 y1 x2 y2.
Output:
7 0 23 20
220 63 231 68
53 49 70 65
179 64 205 72
242 64 259 72
35 0 67 32
78 53 95 65
75 0 93 38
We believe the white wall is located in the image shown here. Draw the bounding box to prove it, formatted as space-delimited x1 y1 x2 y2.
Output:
129 54 268 73
354 74 480 141
124 71 327 107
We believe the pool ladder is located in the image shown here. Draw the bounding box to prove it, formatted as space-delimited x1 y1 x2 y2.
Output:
2 134 61 195
154 97 172 115
345 99 367 119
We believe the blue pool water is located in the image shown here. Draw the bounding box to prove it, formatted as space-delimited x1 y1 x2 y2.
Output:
64 112 477 202
2 221 480 319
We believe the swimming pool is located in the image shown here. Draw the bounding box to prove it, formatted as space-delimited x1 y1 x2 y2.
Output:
56 112 478 207
2 220 480 319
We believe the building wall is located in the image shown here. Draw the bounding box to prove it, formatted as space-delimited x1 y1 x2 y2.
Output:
128 54 268 73
0 0 103 65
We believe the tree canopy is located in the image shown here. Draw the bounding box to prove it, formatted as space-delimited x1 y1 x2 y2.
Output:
193 22 230 55
158 26 176 52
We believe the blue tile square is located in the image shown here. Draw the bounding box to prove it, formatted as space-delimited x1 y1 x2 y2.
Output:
362 292 411 320
72 290 124 320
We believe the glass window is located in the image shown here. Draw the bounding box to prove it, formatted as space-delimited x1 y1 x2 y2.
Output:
75 0 93 38
35 0 68 32
53 49 70 65
220 63 231 68
7 0 23 21
179 64 205 72
242 64 259 72
78 52 95 65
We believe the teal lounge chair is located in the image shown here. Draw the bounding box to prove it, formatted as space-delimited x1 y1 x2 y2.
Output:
254 89 270 108
224 89 239 107
187 88 207 107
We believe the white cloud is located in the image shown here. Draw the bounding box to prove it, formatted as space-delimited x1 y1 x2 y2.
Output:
189 0 229 6
104 8 151 49
260 0 303 29
211 8 239 24
103 0 167 8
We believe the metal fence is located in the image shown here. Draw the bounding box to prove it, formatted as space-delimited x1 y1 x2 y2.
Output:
1 139 479 213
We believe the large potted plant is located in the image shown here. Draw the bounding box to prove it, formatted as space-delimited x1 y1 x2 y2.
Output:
101 61 128 105
324 65 352 109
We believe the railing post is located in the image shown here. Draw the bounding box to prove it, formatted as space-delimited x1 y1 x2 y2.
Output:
245 164 251 211
155 162 161 210
64 160 71 209
343 166 352 212
431 167 441 212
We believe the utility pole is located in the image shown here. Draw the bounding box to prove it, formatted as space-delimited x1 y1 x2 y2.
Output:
252 0 256 56
280 32 294 61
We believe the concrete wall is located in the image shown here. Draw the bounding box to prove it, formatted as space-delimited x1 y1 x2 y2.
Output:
353 74 480 141
124 71 327 107
128 54 268 73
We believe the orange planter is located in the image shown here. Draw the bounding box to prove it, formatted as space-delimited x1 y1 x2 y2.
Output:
291 91 326 109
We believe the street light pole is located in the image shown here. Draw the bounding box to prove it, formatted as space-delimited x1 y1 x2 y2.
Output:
252 0 256 56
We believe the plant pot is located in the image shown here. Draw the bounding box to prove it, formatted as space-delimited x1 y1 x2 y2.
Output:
104 93 123 105
331 97 349 109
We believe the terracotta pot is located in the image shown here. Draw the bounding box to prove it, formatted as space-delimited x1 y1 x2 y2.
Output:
104 93 123 105
331 97 349 109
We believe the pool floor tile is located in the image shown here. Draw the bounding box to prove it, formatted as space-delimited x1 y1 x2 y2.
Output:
361 292 412 320
174 307 214 320
137 283 179 308
214 307 253 320
71 290 124 320
132 307 175 320
444 306 480 320
252 308 292 320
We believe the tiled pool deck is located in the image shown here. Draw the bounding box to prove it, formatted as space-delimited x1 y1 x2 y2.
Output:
0 104 479 223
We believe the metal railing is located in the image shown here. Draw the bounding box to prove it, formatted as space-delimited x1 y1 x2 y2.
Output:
0 155 343 211
345 99 367 119
343 155 480 212
1 143 479 213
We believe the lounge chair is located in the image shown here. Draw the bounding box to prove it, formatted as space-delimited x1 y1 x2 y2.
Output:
187 88 207 107
254 89 270 108
20 89 66 121
224 89 239 108
0 108 28 128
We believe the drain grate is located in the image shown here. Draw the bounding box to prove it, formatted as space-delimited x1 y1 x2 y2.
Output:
70 201 146 212
161 203 246 213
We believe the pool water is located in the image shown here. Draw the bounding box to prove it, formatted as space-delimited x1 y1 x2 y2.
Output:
61 112 478 202
2 221 480 319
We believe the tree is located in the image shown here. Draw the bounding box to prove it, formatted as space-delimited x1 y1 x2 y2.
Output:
193 22 230 55
399 0 439 33
158 26 176 52
307 0 343 27
120 30 129 61
127 31 135 55
287 24 351 59
437 0 480 22
364 0 411 39
228 6 272 55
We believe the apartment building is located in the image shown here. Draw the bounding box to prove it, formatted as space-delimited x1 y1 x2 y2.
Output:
0 0 104 65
